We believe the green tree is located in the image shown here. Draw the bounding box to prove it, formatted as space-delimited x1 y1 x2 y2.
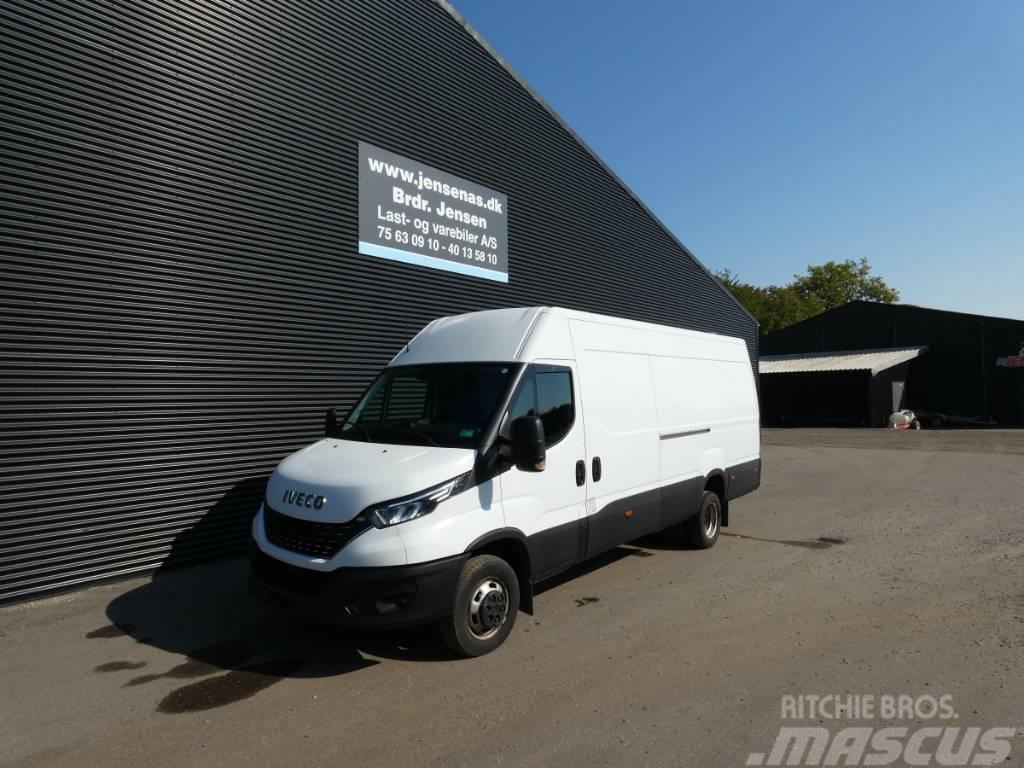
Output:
792 258 900 309
716 259 899 335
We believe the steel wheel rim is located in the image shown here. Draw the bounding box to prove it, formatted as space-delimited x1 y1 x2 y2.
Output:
467 576 509 640
704 499 720 539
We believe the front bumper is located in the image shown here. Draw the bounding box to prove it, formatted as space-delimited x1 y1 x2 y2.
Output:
249 540 467 629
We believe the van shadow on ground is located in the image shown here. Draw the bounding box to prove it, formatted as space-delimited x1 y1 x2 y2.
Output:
95 476 414 713
95 477 657 713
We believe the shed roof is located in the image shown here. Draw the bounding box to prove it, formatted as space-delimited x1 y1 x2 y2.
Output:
760 346 927 375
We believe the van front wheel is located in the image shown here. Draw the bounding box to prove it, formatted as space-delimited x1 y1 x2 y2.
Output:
682 491 722 549
439 554 519 657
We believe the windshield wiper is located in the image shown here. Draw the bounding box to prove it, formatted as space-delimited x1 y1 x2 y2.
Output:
340 422 375 442
376 427 440 447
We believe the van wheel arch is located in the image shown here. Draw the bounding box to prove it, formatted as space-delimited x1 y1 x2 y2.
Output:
704 471 729 527
464 530 534 615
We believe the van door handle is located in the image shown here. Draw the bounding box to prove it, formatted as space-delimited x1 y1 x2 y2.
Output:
575 460 585 486
592 456 602 482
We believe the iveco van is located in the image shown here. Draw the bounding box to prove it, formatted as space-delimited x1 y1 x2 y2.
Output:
249 307 761 655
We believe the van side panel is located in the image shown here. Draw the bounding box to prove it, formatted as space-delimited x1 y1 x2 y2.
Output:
648 355 701 482
648 355 706 526
569 321 662 555
565 315 760 559
688 361 759 472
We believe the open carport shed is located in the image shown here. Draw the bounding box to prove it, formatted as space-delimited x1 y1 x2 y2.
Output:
760 347 927 427
761 301 1024 428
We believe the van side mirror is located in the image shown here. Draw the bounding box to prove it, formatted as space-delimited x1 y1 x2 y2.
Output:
511 415 546 472
325 407 340 438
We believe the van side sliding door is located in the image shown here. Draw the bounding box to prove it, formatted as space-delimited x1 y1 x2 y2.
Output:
569 320 662 556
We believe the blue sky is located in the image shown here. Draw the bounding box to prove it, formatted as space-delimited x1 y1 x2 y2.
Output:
453 1 1024 320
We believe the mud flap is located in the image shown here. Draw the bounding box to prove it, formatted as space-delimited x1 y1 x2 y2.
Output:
520 579 534 615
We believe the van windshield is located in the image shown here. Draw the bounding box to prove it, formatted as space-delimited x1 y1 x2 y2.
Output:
340 363 519 449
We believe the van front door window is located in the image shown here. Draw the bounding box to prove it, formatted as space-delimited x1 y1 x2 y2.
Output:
502 366 575 446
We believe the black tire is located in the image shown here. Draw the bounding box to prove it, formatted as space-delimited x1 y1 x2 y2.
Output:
439 554 519 657
931 416 944 428
912 420 922 430
678 490 722 549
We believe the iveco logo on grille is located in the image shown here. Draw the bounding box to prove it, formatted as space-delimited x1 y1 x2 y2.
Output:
282 490 326 510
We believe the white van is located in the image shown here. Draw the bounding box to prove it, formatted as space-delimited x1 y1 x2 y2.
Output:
249 307 761 655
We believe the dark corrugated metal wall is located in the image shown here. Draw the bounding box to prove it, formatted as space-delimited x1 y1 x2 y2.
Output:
0 0 758 602
762 302 1023 426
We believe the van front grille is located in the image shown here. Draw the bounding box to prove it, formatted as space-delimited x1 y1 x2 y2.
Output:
262 504 370 559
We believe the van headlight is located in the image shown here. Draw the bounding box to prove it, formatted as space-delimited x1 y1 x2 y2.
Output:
366 472 471 529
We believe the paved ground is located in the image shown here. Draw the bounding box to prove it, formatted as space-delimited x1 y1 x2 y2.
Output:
2 430 1023 768
762 427 1024 455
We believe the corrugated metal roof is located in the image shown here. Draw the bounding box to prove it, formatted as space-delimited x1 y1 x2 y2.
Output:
761 347 927 375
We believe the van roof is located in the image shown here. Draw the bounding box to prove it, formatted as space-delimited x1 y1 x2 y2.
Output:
389 307 746 366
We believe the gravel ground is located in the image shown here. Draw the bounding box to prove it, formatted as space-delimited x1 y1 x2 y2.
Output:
2 429 1023 768
763 427 1024 454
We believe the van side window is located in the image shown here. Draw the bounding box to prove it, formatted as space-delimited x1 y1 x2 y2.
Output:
506 370 537 423
535 368 574 445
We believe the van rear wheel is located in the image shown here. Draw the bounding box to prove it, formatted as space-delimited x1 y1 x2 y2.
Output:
680 490 722 549
439 554 519 657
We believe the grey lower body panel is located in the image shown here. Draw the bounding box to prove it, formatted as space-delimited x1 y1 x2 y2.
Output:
726 459 762 501
526 475 710 582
